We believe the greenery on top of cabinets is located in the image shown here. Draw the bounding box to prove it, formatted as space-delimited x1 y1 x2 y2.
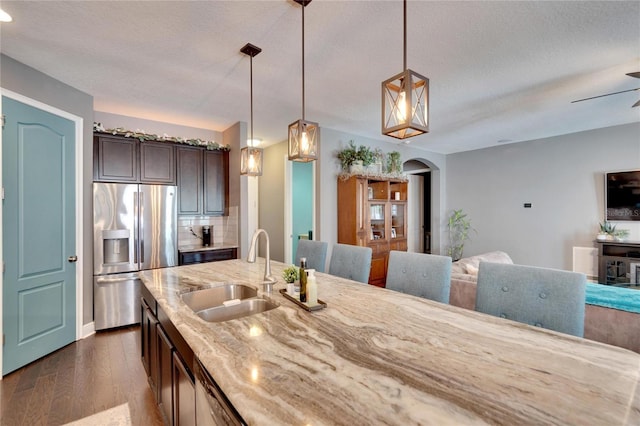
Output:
93 122 230 151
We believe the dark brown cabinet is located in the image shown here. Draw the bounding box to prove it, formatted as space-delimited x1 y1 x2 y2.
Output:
176 147 203 215
141 297 159 399
142 285 196 426
177 147 228 216
203 151 228 216
94 135 138 182
93 134 176 184
173 352 196 426
178 248 237 266
140 141 176 184
157 326 174 425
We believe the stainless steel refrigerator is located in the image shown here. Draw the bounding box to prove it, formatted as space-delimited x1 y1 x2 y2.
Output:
93 183 177 330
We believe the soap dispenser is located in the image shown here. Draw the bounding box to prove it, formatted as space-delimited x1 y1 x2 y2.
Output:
306 269 317 306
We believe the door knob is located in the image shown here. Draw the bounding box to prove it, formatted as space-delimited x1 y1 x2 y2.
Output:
68 255 78 263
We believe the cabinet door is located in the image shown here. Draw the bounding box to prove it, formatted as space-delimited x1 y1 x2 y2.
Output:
173 352 196 426
177 147 203 215
140 141 176 184
179 248 238 266
141 299 159 399
94 135 138 182
157 326 174 425
203 151 228 216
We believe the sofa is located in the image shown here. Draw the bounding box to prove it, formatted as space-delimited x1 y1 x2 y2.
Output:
448 251 640 353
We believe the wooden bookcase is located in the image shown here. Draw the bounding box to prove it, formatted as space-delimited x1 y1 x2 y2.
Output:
337 175 408 287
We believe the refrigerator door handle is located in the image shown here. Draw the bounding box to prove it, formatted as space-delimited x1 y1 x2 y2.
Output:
96 276 140 285
133 191 139 264
139 191 145 263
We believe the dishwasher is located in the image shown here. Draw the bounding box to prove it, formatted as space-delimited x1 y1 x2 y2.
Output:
194 358 246 426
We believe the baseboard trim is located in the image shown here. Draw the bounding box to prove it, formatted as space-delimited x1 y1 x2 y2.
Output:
82 322 96 339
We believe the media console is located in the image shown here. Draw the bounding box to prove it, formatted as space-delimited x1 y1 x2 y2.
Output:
596 240 640 287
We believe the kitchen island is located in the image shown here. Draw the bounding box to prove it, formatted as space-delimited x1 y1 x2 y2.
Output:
139 259 640 425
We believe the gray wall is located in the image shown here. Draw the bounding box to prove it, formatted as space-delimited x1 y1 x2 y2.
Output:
1 54 95 325
224 122 246 256
259 141 288 262
446 122 640 271
260 127 447 267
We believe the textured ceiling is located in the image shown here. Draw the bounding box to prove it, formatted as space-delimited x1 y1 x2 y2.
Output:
1 1 639 154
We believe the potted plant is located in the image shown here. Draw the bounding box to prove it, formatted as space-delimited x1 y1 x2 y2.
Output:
614 229 630 242
369 148 385 174
447 209 475 261
387 151 402 175
337 140 359 172
597 221 616 241
356 145 375 169
336 141 376 174
282 266 299 284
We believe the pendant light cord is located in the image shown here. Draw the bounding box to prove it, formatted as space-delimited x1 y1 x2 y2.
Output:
403 0 407 71
250 55 254 145
301 3 306 120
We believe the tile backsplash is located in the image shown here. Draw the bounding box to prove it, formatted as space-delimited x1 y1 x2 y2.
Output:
178 206 238 248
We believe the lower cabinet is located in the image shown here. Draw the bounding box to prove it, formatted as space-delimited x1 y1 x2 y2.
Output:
173 352 196 426
141 298 159 397
142 285 196 426
178 248 237 266
157 326 174 424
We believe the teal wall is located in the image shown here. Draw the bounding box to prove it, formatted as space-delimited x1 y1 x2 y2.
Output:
291 161 313 264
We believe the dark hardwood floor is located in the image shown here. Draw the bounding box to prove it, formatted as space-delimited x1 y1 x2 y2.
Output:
0 326 164 426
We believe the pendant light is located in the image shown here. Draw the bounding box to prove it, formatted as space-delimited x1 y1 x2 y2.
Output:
382 0 429 140
240 43 264 176
288 0 319 162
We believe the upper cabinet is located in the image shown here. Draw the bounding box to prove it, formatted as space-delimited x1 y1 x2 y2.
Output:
140 141 176 184
94 134 176 185
176 146 228 216
94 133 229 217
93 135 139 182
203 150 228 216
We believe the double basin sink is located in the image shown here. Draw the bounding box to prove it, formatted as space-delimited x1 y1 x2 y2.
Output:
181 283 278 322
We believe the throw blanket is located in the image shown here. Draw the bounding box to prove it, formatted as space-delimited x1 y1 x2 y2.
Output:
586 283 640 314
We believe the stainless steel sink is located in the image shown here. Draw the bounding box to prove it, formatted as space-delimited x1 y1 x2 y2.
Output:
196 298 279 323
181 284 257 312
180 284 278 322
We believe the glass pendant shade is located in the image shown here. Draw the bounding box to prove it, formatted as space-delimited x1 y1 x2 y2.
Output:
288 119 318 162
382 68 429 139
240 146 263 176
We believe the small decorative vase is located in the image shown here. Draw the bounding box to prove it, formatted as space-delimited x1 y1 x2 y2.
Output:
350 160 364 174
596 234 608 241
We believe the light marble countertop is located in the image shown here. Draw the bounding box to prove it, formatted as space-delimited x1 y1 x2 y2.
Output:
139 259 640 425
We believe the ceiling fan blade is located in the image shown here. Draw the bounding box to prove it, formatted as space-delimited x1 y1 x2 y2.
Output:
633 99 640 108
626 72 640 79
571 87 640 103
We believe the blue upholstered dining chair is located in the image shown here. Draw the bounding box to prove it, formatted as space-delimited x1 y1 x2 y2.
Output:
294 239 328 273
328 243 372 284
475 262 587 337
386 251 452 303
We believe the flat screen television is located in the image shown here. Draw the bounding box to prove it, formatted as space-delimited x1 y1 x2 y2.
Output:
605 169 640 221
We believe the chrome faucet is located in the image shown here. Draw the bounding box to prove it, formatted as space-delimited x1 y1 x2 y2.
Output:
247 229 277 290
